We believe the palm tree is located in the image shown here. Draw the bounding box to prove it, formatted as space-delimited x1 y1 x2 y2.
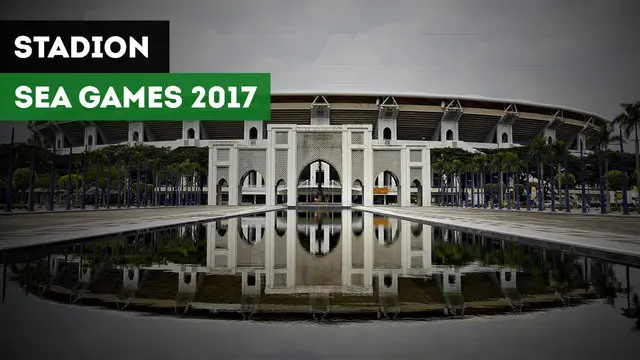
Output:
470 154 486 208
432 157 447 206
528 137 550 210
590 123 622 212
451 159 464 206
613 101 640 206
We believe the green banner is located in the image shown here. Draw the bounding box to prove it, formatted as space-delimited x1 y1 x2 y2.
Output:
0 73 271 121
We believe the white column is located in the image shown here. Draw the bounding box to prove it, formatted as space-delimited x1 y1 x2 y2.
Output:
423 147 432 206
400 148 410 206
341 209 352 285
286 129 297 207
286 209 297 288
342 130 352 207
229 146 239 206
401 220 410 276
206 223 215 269
423 225 432 272
228 218 238 271
363 212 374 287
363 130 374 206
208 146 216 206
264 211 275 286
266 138 276 205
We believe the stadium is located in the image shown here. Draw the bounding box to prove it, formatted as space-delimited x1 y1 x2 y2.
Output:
30 92 608 207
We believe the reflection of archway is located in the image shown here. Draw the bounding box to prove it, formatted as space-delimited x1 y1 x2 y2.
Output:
352 211 364 236
276 179 287 205
297 160 341 204
352 179 363 205
411 179 422 206
374 171 399 206
275 211 287 237
239 170 266 205
297 211 341 256
238 219 265 245
410 222 422 237
187 128 195 139
216 178 229 205
501 132 508 143
373 215 401 246
216 220 228 237
249 127 258 140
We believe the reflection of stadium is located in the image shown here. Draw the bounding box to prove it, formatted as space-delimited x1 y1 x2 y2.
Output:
7 211 613 319
32 93 607 206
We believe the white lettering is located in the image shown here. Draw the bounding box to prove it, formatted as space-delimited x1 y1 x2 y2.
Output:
104 36 126 58
129 36 148 58
48 37 69 58
79 86 100 108
51 87 72 108
123 87 145 108
91 36 104 58
35 86 50 107
15 86 33 108
100 86 122 108
164 86 182 108
14 36 32 59
32 36 49 58
147 86 163 108
70 36 90 58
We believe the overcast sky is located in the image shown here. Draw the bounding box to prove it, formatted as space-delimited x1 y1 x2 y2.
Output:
1 0 639 143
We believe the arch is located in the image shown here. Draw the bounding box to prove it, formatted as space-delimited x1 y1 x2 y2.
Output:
275 211 287 237
352 211 364 236
238 170 266 205
352 179 363 205
410 222 422 237
410 179 422 206
548 136 553 145
216 178 229 205
187 128 195 139
249 127 258 140
383 127 392 140
57 139 61 149
183 273 192 284
297 211 341 256
445 129 454 140
132 131 140 142
374 170 400 206
383 275 393 288
275 178 287 205
501 132 508 143
127 269 135 281
238 220 265 245
87 134 93 146
373 215 401 245
297 159 341 204
215 219 228 237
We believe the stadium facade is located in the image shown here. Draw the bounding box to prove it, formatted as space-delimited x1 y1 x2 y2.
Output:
31 92 608 207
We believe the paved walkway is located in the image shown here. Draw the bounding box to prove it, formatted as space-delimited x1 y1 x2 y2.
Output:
355 206 640 260
0 205 284 252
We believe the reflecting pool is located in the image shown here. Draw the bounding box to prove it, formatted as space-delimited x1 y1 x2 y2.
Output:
2 210 639 324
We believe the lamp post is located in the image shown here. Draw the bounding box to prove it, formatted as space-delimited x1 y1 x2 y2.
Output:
66 147 72 210
4 127 15 213
619 127 630 215
549 137 555 212
581 146 587 213
564 145 570 213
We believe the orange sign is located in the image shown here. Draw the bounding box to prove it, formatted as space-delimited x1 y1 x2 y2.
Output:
374 187 390 194
373 218 390 226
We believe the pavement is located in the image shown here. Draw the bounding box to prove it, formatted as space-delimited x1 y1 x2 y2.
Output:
355 206 640 261
0 205 284 252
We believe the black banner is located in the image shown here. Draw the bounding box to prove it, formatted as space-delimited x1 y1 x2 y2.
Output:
0 21 170 73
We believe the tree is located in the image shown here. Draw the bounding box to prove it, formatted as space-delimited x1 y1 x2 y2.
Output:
613 101 640 193
12 167 32 191
554 172 576 189
607 170 623 192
